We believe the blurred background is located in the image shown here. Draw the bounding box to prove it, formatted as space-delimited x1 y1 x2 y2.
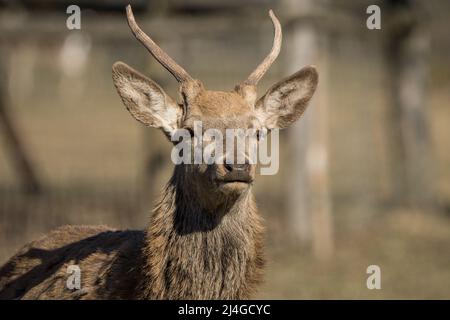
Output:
0 0 449 298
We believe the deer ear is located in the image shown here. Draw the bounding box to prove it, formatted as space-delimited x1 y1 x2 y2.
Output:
256 66 318 129
112 61 182 136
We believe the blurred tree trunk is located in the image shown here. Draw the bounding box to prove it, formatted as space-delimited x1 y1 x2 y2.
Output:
0 55 41 193
281 0 333 260
0 51 42 194
386 0 435 207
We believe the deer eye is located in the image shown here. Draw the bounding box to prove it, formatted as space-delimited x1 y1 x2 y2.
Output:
256 129 261 141
255 128 267 141
184 127 195 138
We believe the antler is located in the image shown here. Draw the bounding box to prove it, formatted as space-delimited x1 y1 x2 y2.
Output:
242 10 282 86
125 5 194 83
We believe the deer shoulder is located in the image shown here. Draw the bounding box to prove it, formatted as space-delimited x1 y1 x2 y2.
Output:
0 225 145 299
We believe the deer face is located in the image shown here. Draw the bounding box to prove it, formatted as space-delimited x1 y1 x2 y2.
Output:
112 6 318 196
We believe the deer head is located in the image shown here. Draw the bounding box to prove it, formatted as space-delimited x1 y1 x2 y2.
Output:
112 5 318 199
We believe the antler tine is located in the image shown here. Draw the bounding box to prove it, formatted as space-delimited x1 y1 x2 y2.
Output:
243 10 282 86
126 5 194 83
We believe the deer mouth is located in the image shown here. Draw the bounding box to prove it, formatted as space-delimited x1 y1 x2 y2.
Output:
217 173 254 184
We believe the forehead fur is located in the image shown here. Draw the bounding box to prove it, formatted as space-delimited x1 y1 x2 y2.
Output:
191 90 252 118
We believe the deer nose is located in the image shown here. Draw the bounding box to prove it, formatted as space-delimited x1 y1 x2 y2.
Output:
224 162 251 173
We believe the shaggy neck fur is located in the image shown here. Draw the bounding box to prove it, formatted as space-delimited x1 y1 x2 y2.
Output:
138 165 265 299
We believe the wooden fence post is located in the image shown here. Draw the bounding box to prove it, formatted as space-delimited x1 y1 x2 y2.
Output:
282 0 334 260
385 0 435 207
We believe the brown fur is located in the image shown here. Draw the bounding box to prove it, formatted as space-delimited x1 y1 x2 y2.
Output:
138 166 265 299
0 225 144 299
0 164 264 300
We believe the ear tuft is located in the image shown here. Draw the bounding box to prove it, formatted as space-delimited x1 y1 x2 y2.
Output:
112 61 130 75
299 65 319 89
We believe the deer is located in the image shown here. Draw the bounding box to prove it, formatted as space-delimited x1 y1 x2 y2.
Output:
0 5 318 300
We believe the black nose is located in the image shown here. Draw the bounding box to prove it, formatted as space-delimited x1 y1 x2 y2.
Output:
224 162 251 173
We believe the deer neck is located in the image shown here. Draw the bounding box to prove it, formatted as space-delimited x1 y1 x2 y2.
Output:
139 165 265 299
